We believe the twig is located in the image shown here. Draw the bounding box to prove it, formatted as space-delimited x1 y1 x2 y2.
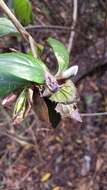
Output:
0 0 38 58
81 112 107 117
67 0 78 53
0 129 33 146
30 127 45 163
25 25 70 31
0 100 15 133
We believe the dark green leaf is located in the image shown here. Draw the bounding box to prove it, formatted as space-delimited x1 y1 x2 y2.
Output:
47 37 69 75
0 17 18 37
0 52 47 84
0 73 28 97
13 0 33 26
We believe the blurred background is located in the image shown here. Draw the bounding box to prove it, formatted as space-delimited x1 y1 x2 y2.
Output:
0 0 107 189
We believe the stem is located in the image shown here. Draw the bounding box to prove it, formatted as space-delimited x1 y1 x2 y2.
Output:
81 112 107 117
67 0 78 53
0 0 38 58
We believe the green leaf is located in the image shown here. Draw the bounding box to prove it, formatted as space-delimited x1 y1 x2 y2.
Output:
0 73 28 97
0 52 47 84
13 0 33 26
49 80 77 103
0 17 18 37
47 37 69 75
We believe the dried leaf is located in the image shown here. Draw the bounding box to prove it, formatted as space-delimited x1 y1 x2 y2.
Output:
41 172 51 182
52 186 62 190
96 156 103 171
55 103 82 122
33 88 49 122
55 136 63 142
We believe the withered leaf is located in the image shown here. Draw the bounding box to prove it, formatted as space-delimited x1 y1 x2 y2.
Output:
55 103 82 122
33 88 49 122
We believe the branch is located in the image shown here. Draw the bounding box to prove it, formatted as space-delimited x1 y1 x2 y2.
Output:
25 24 70 31
67 0 78 53
81 112 107 117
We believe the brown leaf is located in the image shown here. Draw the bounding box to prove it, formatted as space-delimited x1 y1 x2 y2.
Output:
33 88 49 122
52 186 62 190
55 102 82 122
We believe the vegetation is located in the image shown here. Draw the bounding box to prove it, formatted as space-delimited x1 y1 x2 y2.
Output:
0 0 81 126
